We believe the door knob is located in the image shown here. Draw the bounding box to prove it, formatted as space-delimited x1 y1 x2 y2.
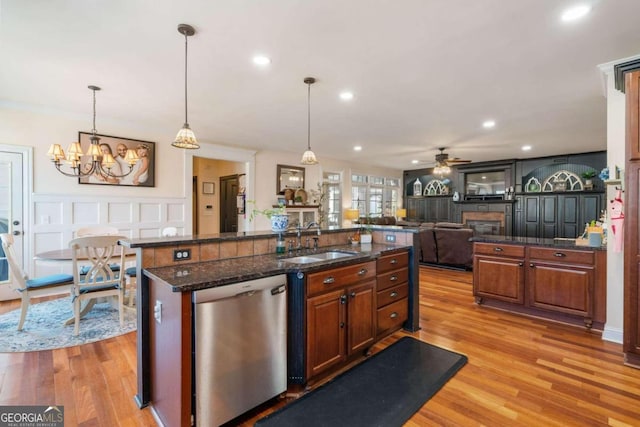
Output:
12 220 20 226
12 230 21 236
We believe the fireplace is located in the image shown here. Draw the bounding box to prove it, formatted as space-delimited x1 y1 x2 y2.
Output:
462 211 505 236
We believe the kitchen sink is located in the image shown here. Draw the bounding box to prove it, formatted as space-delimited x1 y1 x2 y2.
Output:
284 251 357 264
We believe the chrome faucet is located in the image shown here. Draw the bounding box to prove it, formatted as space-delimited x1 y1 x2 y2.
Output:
293 222 321 250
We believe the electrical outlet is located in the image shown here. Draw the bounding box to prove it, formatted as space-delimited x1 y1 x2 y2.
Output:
173 248 191 261
385 234 396 243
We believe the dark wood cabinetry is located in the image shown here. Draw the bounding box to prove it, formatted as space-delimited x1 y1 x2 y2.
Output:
624 69 640 367
527 247 595 326
473 243 525 304
514 193 604 239
406 196 451 223
305 261 376 380
376 251 409 339
473 242 606 329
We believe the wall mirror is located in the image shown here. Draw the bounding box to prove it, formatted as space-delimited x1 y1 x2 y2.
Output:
277 164 305 193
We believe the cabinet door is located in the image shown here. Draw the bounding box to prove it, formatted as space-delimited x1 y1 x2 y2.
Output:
541 195 558 239
527 262 593 317
473 255 525 303
435 197 451 222
306 289 346 378
522 195 540 238
580 194 602 229
346 280 375 355
558 194 579 238
407 197 425 221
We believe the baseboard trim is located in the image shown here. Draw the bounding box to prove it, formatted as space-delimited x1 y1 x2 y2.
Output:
602 326 623 344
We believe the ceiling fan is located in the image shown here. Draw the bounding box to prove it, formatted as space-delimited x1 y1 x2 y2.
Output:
434 147 472 167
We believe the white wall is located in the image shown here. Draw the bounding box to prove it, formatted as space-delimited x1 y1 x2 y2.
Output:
598 54 640 343
0 105 404 277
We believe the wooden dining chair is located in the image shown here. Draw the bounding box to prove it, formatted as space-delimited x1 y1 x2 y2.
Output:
69 235 127 336
76 226 120 237
1 233 74 331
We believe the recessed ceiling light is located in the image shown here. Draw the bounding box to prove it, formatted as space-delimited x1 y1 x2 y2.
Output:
483 120 496 128
561 5 591 22
339 92 354 101
353 145 362 151
252 55 271 66
411 160 419 164
522 145 532 151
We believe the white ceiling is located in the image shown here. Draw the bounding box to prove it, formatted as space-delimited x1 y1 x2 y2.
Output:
2 0 640 170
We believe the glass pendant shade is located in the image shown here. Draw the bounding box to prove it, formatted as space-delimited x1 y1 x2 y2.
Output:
301 149 318 165
172 124 200 149
123 148 140 165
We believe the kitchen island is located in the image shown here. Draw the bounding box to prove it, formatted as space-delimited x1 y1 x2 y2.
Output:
472 235 606 330
121 225 420 426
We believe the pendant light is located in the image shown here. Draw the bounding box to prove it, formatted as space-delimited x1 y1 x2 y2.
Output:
47 85 139 178
300 77 318 165
172 24 199 149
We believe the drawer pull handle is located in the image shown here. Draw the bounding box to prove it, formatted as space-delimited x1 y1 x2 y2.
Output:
323 276 335 284
494 247 503 252
350 291 356 298
390 258 398 264
358 268 368 276
554 252 566 257
518 262 523 267
390 291 398 298
390 312 398 319
530 263 535 268
390 275 398 281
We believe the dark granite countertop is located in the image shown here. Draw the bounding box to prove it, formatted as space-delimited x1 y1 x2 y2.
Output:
143 243 411 292
121 226 417 249
472 234 606 251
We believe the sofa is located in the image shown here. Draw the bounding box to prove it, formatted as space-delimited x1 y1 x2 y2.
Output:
416 222 473 269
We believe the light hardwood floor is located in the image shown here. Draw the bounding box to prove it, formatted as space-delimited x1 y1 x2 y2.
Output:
1 266 640 426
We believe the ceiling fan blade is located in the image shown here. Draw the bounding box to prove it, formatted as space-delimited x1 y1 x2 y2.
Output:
446 158 472 164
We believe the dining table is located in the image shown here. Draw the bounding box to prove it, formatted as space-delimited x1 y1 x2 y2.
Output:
34 246 136 325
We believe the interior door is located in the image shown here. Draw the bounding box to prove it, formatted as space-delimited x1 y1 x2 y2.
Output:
0 151 24 300
220 175 239 233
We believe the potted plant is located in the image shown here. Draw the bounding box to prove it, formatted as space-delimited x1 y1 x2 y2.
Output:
582 170 597 187
248 202 289 232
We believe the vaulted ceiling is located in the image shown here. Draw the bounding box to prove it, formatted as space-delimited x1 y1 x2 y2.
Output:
2 1 640 170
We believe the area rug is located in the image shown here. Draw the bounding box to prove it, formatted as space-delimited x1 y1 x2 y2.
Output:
255 336 467 427
0 298 136 352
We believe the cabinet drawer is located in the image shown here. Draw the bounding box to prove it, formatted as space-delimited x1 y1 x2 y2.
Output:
377 268 409 291
377 283 408 308
528 247 594 265
377 298 408 335
474 243 525 258
377 251 408 274
307 261 376 297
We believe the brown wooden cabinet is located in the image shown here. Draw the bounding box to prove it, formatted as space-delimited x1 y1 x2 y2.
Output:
624 69 640 366
473 243 525 304
473 242 605 329
305 261 376 379
528 247 595 325
376 251 409 339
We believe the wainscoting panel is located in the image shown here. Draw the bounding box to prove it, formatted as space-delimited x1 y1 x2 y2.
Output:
31 194 187 277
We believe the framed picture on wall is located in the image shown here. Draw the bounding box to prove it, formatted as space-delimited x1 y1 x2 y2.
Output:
77 132 155 187
203 182 215 194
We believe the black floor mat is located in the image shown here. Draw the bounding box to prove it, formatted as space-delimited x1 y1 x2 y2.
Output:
254 336 468 427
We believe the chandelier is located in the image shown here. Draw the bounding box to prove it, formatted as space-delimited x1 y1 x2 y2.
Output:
433 162 451 176
47 85 139 178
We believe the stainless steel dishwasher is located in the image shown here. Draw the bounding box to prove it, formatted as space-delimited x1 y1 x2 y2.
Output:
193 275 287 426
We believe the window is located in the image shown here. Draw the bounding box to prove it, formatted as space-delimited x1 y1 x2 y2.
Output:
351 174 400 218
323 172 342 227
